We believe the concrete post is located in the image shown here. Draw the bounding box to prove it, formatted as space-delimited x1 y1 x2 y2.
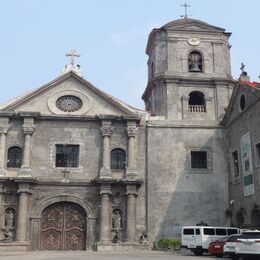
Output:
16 183 31 241
99 185 111 243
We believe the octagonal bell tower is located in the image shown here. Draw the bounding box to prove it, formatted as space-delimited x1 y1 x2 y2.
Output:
142 18 235 121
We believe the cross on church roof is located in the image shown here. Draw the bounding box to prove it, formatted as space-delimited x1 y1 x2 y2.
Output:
240 62 245 73
65 49 80 65
181 2 191 19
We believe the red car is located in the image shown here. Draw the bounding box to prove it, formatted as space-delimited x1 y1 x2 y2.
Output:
208 236 229 257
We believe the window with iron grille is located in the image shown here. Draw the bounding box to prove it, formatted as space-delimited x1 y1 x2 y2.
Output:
191 151 207 169
56 145 79 167
7 146 22 168
111 149 126 170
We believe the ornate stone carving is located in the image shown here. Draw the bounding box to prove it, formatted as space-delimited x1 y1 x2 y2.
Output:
112 196 124 206
83 190 100 217
100 125 112 136
1 208 15 242
126 126 138 137
56 95 83 112
112 230 122 244
23 118 35 135
0 125 8 134
100 185 112 195
139 231 148 245
4 191 17 204
112 209 122 230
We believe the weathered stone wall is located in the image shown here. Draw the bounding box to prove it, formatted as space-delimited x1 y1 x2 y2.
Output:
227 86 260 227
147 124 229 242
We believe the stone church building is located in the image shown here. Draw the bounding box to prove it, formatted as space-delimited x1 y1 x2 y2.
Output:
0 17 259 251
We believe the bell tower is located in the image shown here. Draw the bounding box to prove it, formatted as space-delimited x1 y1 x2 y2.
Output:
142 18 235 121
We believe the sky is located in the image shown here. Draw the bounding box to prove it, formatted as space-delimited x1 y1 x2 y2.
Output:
0 0 259 109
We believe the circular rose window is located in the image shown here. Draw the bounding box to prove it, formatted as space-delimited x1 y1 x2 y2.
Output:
56 95 83 112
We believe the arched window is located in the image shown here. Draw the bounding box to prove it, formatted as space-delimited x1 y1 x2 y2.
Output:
111 149 126 170
188 91 206 112
7 146 22 168
188 51 203 72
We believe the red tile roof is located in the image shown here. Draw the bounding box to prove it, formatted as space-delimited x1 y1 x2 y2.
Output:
240 81 260 88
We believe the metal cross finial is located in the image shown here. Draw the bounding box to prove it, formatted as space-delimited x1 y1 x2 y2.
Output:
65 49 80 65
240 62 245 73
181 2 191 19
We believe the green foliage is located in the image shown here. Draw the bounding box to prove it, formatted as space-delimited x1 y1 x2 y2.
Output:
157 238 181 250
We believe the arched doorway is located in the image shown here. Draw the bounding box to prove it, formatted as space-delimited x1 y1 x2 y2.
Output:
41 202 86 250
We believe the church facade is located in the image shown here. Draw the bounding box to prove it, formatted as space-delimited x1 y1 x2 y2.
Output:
0 17 259 251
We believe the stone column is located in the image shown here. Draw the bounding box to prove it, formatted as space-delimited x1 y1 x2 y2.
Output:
99 120 112 178
20 118 35 176
0 119 9 176
0 183 5 239
126 122 138 177
125 185 138 242
99 184 111 243
16 183 31 241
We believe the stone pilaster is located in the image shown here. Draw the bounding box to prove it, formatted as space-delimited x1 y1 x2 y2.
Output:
0 183 5 239
99 120 112 178
126 122 138 177
125 185 138 242
16 183 31 241
0 119 9 176
99 184 112 243
87 217 96 249
20 118 35 176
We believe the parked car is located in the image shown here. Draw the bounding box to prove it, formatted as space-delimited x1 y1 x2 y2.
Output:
235 230 260 258
223 234 241 258
181 226 240 256
208 236 229 257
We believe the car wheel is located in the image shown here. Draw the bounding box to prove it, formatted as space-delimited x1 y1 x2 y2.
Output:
193 250 203 256
215 254 223 258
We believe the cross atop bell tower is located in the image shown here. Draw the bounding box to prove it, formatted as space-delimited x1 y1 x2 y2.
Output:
181 2 191 19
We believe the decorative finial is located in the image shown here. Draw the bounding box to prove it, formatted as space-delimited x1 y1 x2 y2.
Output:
240 62 245 73
65 49 80 65
181 2 191 19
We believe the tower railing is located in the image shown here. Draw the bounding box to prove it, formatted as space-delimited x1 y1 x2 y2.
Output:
188 105 206 112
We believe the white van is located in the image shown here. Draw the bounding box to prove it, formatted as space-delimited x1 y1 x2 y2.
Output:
182 226 240 256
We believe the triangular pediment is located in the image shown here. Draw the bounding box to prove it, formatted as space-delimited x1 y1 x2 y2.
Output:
223 82 260 125
0 71 138 117
163 19 225 33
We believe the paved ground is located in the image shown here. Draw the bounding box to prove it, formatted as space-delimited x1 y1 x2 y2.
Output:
0 249 237 260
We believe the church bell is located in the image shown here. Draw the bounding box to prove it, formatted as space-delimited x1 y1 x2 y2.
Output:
189 53 202 72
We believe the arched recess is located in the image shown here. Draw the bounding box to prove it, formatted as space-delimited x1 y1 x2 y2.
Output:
30 195 97 251
251 209 260 229
188 91 206 112
236 212 245 228
188 50 203 72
